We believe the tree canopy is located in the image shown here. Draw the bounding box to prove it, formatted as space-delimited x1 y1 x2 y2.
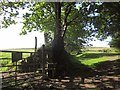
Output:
91 2 120 48
0 2 120 49
0 2 92 52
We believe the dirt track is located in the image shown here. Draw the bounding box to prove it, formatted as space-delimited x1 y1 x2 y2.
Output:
2 59 120 90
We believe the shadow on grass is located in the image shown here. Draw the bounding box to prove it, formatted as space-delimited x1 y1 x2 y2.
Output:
94 59 120 76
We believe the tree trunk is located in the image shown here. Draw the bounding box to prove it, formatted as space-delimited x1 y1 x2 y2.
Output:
52 2 66 77
54 2 62 37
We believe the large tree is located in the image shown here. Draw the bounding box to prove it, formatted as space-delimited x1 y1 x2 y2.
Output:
1 2 119 76
0 2 94 76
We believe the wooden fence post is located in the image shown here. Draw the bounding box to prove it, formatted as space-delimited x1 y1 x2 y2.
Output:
35 36 37 52
15 61 17 86
42 45 45 77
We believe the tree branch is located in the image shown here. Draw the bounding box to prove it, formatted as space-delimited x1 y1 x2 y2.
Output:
63 15 79 38
67 15 79 25
62 3 73 38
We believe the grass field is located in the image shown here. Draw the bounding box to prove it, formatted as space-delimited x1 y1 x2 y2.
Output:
0 48 34 72
0 47 120 72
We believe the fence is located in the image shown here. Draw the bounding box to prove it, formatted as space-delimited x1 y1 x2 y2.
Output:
0 45 56 89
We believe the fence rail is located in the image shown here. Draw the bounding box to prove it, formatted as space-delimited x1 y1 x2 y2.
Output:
0 50 34 53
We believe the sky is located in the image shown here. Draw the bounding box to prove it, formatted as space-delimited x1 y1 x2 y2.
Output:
0 23 45 50
0 22 111 50
88 37 111 47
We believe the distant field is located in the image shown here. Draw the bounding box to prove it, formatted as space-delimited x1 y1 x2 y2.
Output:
84 47 119 52
85 47 110 50
0 48 35 51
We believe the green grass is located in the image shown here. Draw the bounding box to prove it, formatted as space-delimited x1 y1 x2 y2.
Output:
0 49 33 72
76 51 120 67
0 52 11 58
81 56 108 66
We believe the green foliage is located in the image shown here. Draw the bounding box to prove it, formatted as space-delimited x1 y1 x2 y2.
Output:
21 2 56 34
110 38 120 49
0 2 28 28
91 2 120 40
65 37 85 54
109 32 120 49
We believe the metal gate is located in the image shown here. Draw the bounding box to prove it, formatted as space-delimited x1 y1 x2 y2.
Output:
0 45 56 89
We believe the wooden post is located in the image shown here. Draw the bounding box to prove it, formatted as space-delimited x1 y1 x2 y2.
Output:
42 45 45 77
35 36 37 52
15 61 17 86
